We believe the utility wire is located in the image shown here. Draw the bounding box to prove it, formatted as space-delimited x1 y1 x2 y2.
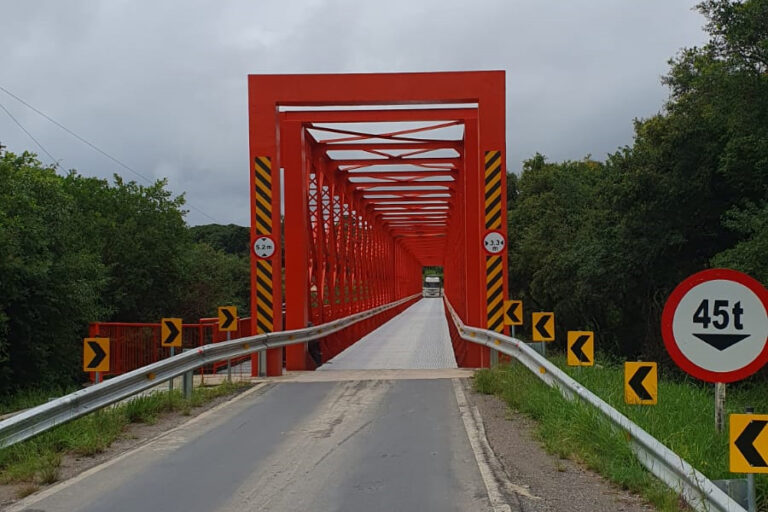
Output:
0 100 59 167
0 84 220 224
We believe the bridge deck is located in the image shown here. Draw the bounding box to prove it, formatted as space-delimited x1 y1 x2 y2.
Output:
319 298 457 370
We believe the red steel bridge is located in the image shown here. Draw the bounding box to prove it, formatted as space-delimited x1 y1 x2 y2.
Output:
254 71 509 375
91 71 509 378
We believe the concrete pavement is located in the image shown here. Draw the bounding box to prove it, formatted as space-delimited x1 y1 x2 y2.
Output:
11 378 502 512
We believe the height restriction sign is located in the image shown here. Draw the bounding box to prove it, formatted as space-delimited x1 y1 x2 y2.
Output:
661 268 768 383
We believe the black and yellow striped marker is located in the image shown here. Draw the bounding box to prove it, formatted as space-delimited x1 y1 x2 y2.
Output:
254 156 274 335
485 150 504 332
254 156 273 235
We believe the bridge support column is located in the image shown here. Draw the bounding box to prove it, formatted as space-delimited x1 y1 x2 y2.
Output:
462 118 490 368
248 95 284 377
283 121 310 370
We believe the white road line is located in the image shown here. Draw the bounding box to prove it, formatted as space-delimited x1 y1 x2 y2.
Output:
452 378 540 512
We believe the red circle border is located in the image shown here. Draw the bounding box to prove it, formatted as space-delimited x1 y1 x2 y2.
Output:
661 268 768 383
483 230 506 257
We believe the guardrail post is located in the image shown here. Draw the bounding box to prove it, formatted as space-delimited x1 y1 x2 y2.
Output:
168 346 175 392
226 331 232 381
182 370 193 399
258 351 267 377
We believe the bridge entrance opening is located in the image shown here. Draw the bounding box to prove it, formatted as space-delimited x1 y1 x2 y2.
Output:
248 72 509 376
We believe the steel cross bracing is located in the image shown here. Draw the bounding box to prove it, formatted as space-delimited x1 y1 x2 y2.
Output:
307 118 461 266
249 72 509 375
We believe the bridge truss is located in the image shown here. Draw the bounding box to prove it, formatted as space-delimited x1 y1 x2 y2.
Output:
248 71 509 375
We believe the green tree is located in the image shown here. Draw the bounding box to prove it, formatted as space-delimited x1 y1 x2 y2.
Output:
189 224 250 256
62 174 190 321
0 153 108 392
177 243 250 320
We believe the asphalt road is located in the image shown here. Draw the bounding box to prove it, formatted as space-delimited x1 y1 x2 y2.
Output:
13 378 499 512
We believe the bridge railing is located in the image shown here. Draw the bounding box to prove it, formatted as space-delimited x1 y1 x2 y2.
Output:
88 316 254 379
443 297 744 512
0 294 420 449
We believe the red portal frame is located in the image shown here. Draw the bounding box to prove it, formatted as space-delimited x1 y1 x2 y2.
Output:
248 71 508 376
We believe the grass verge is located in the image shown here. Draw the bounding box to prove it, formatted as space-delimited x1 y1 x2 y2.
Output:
0 386 79 417
474 356 768 511
0 380 250 490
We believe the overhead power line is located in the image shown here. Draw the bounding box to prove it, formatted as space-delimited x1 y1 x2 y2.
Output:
0 84 220 224
0 100 58 166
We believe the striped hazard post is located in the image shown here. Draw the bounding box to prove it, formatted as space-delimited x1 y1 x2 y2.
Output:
253 156 275 336
255 259 274 332
484 150 504 333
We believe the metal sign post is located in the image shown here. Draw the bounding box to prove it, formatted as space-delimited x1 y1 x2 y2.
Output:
745 406 757 512
715 382 726 433
160 318 182 393
218 306 238 381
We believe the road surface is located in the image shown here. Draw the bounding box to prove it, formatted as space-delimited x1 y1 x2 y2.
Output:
12 299 519 511
320 297 457 370
12 377 507 512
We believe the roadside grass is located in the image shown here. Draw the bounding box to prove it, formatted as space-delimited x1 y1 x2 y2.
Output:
0 380 249 488
0 386 79 416
474 356 768 511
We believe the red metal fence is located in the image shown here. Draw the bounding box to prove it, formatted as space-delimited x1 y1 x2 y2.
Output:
87 299 418 378
88 316 252 379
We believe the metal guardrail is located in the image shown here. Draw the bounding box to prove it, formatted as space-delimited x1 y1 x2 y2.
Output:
0 294 420 449
444 298 746 512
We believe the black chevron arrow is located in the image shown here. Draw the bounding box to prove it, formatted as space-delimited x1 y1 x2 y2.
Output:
535 314 552 339
629 365 653 401
571 335 591 363
507 302 521 323
221 309 235 330
735 420 768 468
693 333 750 351
163 320 180 345
87 341 106 369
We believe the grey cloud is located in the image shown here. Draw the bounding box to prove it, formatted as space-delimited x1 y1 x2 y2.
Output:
0 0 707 225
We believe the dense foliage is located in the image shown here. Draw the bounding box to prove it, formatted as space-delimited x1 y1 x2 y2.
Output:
507 0 768 372
0 154 249 394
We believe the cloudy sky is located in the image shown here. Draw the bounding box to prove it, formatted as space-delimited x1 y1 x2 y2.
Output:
0 1 708 226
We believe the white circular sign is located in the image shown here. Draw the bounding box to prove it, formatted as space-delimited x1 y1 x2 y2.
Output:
483 231 506 255
253 236 276 259
662 269 768 382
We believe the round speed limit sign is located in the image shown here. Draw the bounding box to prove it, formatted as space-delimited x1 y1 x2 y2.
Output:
483 231 506 255
253 235 276 259
661 268 768 383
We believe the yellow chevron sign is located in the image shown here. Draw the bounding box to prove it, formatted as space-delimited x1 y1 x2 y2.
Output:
624 362 658 405
218 306 238 332
503 300 523 326
83 337 110 372
161 318 182 347
531 312 554 342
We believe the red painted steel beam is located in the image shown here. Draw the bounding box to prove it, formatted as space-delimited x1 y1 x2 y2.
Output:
328 158 459 168
322 141 461 151
281 108 476 123
342 170 458 179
